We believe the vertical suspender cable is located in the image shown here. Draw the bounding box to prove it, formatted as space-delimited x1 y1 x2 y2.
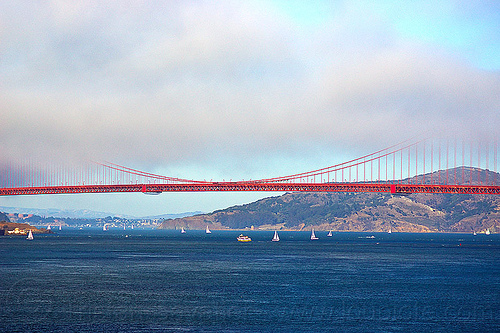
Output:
400 149 403 183
486 141 489 185
378 152 380 182
415 144 418 184
408 148 410 184
431 140 434 184
446 139 449 185
423 141 426 184
478 140 481 185
454 138 457 185
495 139 498 185
470 141 473 185
462 139 465 185
438 144 441 184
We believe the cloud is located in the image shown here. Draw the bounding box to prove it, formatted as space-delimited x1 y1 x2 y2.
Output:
313 43 500 142
1 0 499 179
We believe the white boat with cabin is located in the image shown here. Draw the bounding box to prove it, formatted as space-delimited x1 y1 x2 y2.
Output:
237 234 252 242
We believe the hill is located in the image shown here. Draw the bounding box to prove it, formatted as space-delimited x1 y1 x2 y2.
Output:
158 167 500 233
0 211 10 223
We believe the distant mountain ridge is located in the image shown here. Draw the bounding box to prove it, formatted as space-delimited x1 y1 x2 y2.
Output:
140 212 204 220
159 167 500 233
0 206 133 219
0 206 202 220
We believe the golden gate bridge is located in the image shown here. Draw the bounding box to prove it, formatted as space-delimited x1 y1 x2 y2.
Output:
1 138 500 196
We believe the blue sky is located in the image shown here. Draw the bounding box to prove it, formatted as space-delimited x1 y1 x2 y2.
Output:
1 0 499 216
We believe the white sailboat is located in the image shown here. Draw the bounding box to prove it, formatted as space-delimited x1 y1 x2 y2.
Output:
103 225 107 231
181 227 186 234
473 231 477 236
272 230 280 242
27 230 34 240
59 225 62 231
327 230 333 237
388 228 392 234
486 228 491 235
47 225 51 230
310 229 319 240
205 225 212 234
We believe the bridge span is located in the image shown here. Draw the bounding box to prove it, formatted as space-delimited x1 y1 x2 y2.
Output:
2 138 499 196
2 182 500 196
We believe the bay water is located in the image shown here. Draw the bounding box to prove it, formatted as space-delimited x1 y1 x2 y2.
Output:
1 228 499 332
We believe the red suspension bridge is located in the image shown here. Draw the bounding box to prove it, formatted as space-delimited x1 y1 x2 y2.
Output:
1 138 500 196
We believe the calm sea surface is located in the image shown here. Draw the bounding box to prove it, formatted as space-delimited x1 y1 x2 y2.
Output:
0 228 499 332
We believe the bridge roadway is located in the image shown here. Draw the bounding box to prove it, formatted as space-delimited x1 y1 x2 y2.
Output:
2 182 500 196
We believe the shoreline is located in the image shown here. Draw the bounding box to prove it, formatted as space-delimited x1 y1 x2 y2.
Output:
0 222 52 236
156 227 492 235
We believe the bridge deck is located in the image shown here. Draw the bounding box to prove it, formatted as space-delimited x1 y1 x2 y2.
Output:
2 183 500 196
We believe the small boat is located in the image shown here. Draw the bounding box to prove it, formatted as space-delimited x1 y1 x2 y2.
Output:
181 227 186 234
486 228 491 235
310 229 319 240
327 230 332 237
473 231 477 236
237 234 252 242
388 228 392 234
103 225 107 231
47 225 51 230
205 225 212 234
27 230 34 240
272 230 280 242
59 225 62 231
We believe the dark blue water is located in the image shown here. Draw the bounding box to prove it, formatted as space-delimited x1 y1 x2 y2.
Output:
1 229 499 332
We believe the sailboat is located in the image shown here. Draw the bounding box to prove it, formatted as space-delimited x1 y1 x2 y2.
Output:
205 225 212 234
59 225 62 231
310 229 319 240
181 227 186 234
103 225 107 231
388 228 392 234
473 231 477 236
26 230 34 240
486 228 491 235
272 230 280 242
327 230 333 237
47 225 51 230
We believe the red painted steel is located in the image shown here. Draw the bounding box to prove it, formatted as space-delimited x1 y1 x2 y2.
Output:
3 138 500 197
2 183 500 196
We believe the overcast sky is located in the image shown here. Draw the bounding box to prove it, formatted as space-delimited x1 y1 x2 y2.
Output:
1 0 499 216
